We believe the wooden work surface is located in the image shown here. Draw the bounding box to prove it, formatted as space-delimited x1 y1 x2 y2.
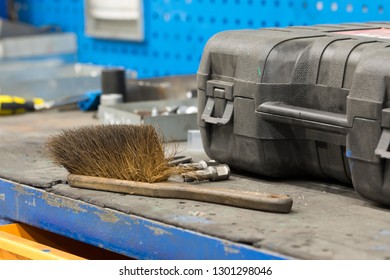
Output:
1 109 390 260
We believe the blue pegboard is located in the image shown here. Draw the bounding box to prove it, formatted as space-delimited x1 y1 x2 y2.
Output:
0 0 6 18
12 0 390 78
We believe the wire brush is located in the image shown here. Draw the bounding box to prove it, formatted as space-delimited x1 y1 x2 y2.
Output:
44 124 294 213
45 124 186 183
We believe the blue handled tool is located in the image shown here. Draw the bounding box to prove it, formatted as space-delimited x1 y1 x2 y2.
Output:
33 90 102 112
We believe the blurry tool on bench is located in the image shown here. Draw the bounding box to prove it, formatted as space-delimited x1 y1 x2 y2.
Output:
101 68 126 96
98 98 198 141
0 95 44 115
125 75 196 102
99 68 126 107
0 91 101 115
100 94 123 107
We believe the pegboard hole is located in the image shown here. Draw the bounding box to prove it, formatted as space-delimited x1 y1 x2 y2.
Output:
302 1 308 9
346 3 353 13
331 2 338 12
274 0 280 7
362 5 368 13
378 5 384 14
163 13 171 22
316 1 323 11
210 17 216 24
235 18 241 26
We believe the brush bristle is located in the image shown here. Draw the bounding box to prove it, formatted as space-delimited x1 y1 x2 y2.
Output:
45 124 181 183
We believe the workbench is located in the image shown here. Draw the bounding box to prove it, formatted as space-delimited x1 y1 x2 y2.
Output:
1 109 390 260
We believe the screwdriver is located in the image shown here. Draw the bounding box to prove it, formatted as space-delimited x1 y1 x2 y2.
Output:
0 95 45 115
0 91 101 116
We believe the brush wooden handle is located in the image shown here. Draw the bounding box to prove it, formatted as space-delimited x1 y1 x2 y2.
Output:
67 174 293 213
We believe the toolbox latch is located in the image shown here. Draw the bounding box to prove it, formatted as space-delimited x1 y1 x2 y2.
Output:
375 109 390 159
201 80 234 125
375 129 390 159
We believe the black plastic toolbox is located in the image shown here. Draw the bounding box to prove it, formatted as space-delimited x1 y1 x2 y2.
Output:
197 22 390 206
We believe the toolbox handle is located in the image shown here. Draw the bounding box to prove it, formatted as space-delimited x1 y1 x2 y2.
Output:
201 98 234 125
258 102 349 134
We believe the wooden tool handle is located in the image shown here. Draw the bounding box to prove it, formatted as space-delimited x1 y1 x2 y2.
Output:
67 174 293 213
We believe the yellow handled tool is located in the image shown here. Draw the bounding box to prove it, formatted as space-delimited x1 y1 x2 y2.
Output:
0 95 45 115
0 91 101 116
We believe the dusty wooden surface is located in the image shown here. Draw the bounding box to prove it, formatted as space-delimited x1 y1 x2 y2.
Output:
1 109 390 259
